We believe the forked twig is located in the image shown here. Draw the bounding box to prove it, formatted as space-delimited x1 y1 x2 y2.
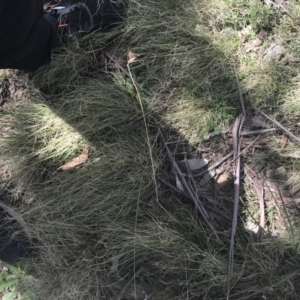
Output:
157 125 219 241
255 108 300 144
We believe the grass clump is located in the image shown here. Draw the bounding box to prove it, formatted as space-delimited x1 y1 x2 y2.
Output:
2 76 300 299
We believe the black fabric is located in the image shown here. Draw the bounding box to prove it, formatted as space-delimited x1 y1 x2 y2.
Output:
0 0 55 70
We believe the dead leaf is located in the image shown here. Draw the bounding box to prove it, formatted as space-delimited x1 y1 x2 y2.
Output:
175 173 184 191
185 158 209 171
128 51 138 64
57 147 89 171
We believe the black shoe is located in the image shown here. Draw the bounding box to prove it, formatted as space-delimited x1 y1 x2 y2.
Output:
44 0 126 40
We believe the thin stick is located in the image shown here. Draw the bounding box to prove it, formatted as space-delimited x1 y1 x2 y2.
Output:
157 125 219 240
159 178 232 221
241 128 277 136
255 108 300 144
230 134 261 164
159 178 190 197
194 151 233 178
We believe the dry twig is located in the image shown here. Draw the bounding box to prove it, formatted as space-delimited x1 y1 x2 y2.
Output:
255 108 300 144
194 152 233 178
157 125 219 240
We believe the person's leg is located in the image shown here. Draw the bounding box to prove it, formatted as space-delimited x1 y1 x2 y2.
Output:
5 15 58 71
0 0 125 71
0 0 57 71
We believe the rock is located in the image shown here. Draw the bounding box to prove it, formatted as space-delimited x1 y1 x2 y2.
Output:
263 43 284 62
245 220 260 233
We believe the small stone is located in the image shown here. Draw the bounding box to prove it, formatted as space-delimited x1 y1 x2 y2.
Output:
217 173 234 190
245 220 259 233
263 43 284 62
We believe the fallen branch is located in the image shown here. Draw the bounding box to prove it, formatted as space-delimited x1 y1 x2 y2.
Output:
228 114 245 277
255 108 300 144
227 54 246 300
